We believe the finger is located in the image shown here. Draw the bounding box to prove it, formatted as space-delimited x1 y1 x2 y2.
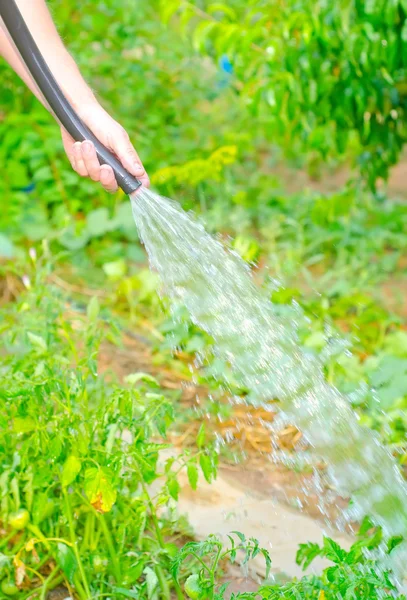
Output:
133 164 150 188
81 140 101 182
100 165 118 193
73 142 88 177
112 130 150 187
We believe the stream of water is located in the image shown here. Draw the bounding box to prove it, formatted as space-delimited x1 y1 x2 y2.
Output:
131 187 407 575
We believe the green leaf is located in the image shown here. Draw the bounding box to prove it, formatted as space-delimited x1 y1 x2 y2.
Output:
296 542 322 570
87 296 100 322
261 549 272 579
125 372 160 387
60 225 90 251
103 259 127 281
33 166 53 182
196 423 206 449
199 454 214 483
187 462 199 490
86 208 114 237
112 589 139 599
14 417 36 434
325 565 339 583
192 21 217 52
0 234 14 258
232 531 246 543
167 477 180 501
388 535 404 554
144 566 158 599
84 467 117 513
323 537 347 564
56 543 77 583
61 456 82 488
208 3 237 19
27 332 47 352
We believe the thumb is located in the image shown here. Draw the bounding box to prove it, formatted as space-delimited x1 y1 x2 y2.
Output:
111 128 150 187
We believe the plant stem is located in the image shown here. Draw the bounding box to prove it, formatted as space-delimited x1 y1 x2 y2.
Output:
39 566 59 600
0 531 15 550
98 513 122 582
191 553 212 575
155 564 171 600
73 574 89 600
63 489 91 599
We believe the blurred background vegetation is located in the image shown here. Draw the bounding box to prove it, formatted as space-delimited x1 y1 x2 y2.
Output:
0 0 407 455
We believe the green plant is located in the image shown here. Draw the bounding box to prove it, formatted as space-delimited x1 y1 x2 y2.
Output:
161 0 407 188
0 255 218 599
172 529 407 600
172 532 271 599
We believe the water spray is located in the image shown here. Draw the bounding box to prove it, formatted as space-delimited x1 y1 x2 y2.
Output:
0 0 141 196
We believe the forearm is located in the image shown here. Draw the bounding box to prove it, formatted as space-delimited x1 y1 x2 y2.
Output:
0 0 96 111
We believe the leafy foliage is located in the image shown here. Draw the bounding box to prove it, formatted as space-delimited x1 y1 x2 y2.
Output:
0 257 218 598
173 530 407 600
160 0 407 187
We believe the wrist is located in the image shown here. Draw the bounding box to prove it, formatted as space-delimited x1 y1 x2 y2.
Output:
64 89 98 114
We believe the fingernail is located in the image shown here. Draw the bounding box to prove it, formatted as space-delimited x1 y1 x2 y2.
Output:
83 141 92 156
100 165 111 180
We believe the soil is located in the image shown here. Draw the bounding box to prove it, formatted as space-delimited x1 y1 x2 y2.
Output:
98 333 354 583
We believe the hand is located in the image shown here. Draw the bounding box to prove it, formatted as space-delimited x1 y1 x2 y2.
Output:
61 102 150 192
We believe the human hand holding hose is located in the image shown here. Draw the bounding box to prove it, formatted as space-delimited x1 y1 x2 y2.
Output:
61 104 150 193
0 0 149 194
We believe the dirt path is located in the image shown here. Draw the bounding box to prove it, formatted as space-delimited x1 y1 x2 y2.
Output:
176 466 351 580
99 334 353 581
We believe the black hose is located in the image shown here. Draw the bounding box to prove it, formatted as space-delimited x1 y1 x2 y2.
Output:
0 0 141 195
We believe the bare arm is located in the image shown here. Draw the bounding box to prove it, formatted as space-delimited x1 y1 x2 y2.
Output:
0 0 149 191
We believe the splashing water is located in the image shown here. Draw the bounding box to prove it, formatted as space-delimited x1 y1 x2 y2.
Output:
131 187 407 569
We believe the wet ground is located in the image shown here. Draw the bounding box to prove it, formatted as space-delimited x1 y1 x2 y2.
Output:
176 465 351 580
99 334 354 586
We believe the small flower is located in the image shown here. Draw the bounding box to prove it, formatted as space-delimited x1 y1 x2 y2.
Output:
22 275 31 289
29 247 36 262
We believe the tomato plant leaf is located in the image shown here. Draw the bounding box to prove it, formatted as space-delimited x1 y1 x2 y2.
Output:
84 467 117 513
27 332 47 353
196 423 206 449
323 537 347 564
14 417 36 434
61 456 82 488
167 476 180 501
199 454 213 483
56 543 77 583
187 462 199 490
125 372 160 387
87 296 100 322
